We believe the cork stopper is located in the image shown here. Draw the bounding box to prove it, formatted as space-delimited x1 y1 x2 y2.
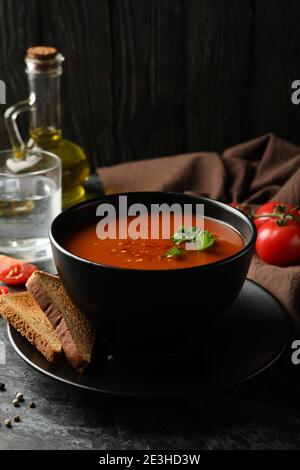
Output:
25 46 64 75
26 46 58 61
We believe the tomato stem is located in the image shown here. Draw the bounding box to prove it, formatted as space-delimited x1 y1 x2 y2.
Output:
253 211 300 224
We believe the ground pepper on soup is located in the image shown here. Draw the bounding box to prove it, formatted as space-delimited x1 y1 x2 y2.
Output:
64 214 245 270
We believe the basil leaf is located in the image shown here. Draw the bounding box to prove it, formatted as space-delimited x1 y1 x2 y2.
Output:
172 232 186 244
172 225 200 244
170 226 215 253
164 246 185 258
197 230 215 250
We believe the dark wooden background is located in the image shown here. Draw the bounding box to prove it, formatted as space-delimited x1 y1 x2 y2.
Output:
0 0 300 170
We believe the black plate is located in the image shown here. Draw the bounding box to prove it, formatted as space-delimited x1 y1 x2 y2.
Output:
7 280 291 398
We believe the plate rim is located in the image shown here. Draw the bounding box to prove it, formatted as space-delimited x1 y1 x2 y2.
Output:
6 279 292 398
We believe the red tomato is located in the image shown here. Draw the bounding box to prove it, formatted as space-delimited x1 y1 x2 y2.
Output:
0 259 37 285
229 203 252 216
256 219 300 266
0 286 9 295
254 201 299 229
0 255 22 273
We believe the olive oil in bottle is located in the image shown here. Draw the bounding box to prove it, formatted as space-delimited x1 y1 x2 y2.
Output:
5 46 90 209
29 127 89 209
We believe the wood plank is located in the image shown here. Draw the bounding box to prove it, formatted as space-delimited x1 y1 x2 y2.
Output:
110 0 185 162
251 0 300 146
0 0 39 148
185 0 253 153
38 0 114 169
2 0 300 167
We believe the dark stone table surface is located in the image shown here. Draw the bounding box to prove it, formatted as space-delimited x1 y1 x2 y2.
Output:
1 310 300 450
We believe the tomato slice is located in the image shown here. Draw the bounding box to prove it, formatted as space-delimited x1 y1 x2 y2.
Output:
0 255 22 273
0 286 9 295
0 257 37 285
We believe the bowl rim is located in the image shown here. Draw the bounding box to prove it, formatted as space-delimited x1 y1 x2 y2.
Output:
50 192 257 273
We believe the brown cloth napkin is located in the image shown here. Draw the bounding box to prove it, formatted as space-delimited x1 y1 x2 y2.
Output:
99 134 300 329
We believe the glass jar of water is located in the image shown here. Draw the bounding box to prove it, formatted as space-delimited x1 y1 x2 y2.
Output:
0 149 61 262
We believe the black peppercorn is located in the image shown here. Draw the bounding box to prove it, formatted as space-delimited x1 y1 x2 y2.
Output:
29 401 36 408
16 393 24 402
0 383 5 391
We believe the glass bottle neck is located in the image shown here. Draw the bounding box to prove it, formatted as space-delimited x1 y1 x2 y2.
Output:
28 71 62 143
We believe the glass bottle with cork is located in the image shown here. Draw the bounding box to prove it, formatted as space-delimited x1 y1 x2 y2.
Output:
5 46 89 209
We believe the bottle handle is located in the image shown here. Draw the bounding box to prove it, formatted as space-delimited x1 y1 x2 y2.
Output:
4 99 32 159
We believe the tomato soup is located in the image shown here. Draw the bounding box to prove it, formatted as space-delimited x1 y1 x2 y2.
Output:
64 213 245 270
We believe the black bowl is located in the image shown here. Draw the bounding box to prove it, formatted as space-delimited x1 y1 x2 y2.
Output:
50 192 256 356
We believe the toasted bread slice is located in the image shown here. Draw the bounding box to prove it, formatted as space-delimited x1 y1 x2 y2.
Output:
26 271 95 373
0 292 62 363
